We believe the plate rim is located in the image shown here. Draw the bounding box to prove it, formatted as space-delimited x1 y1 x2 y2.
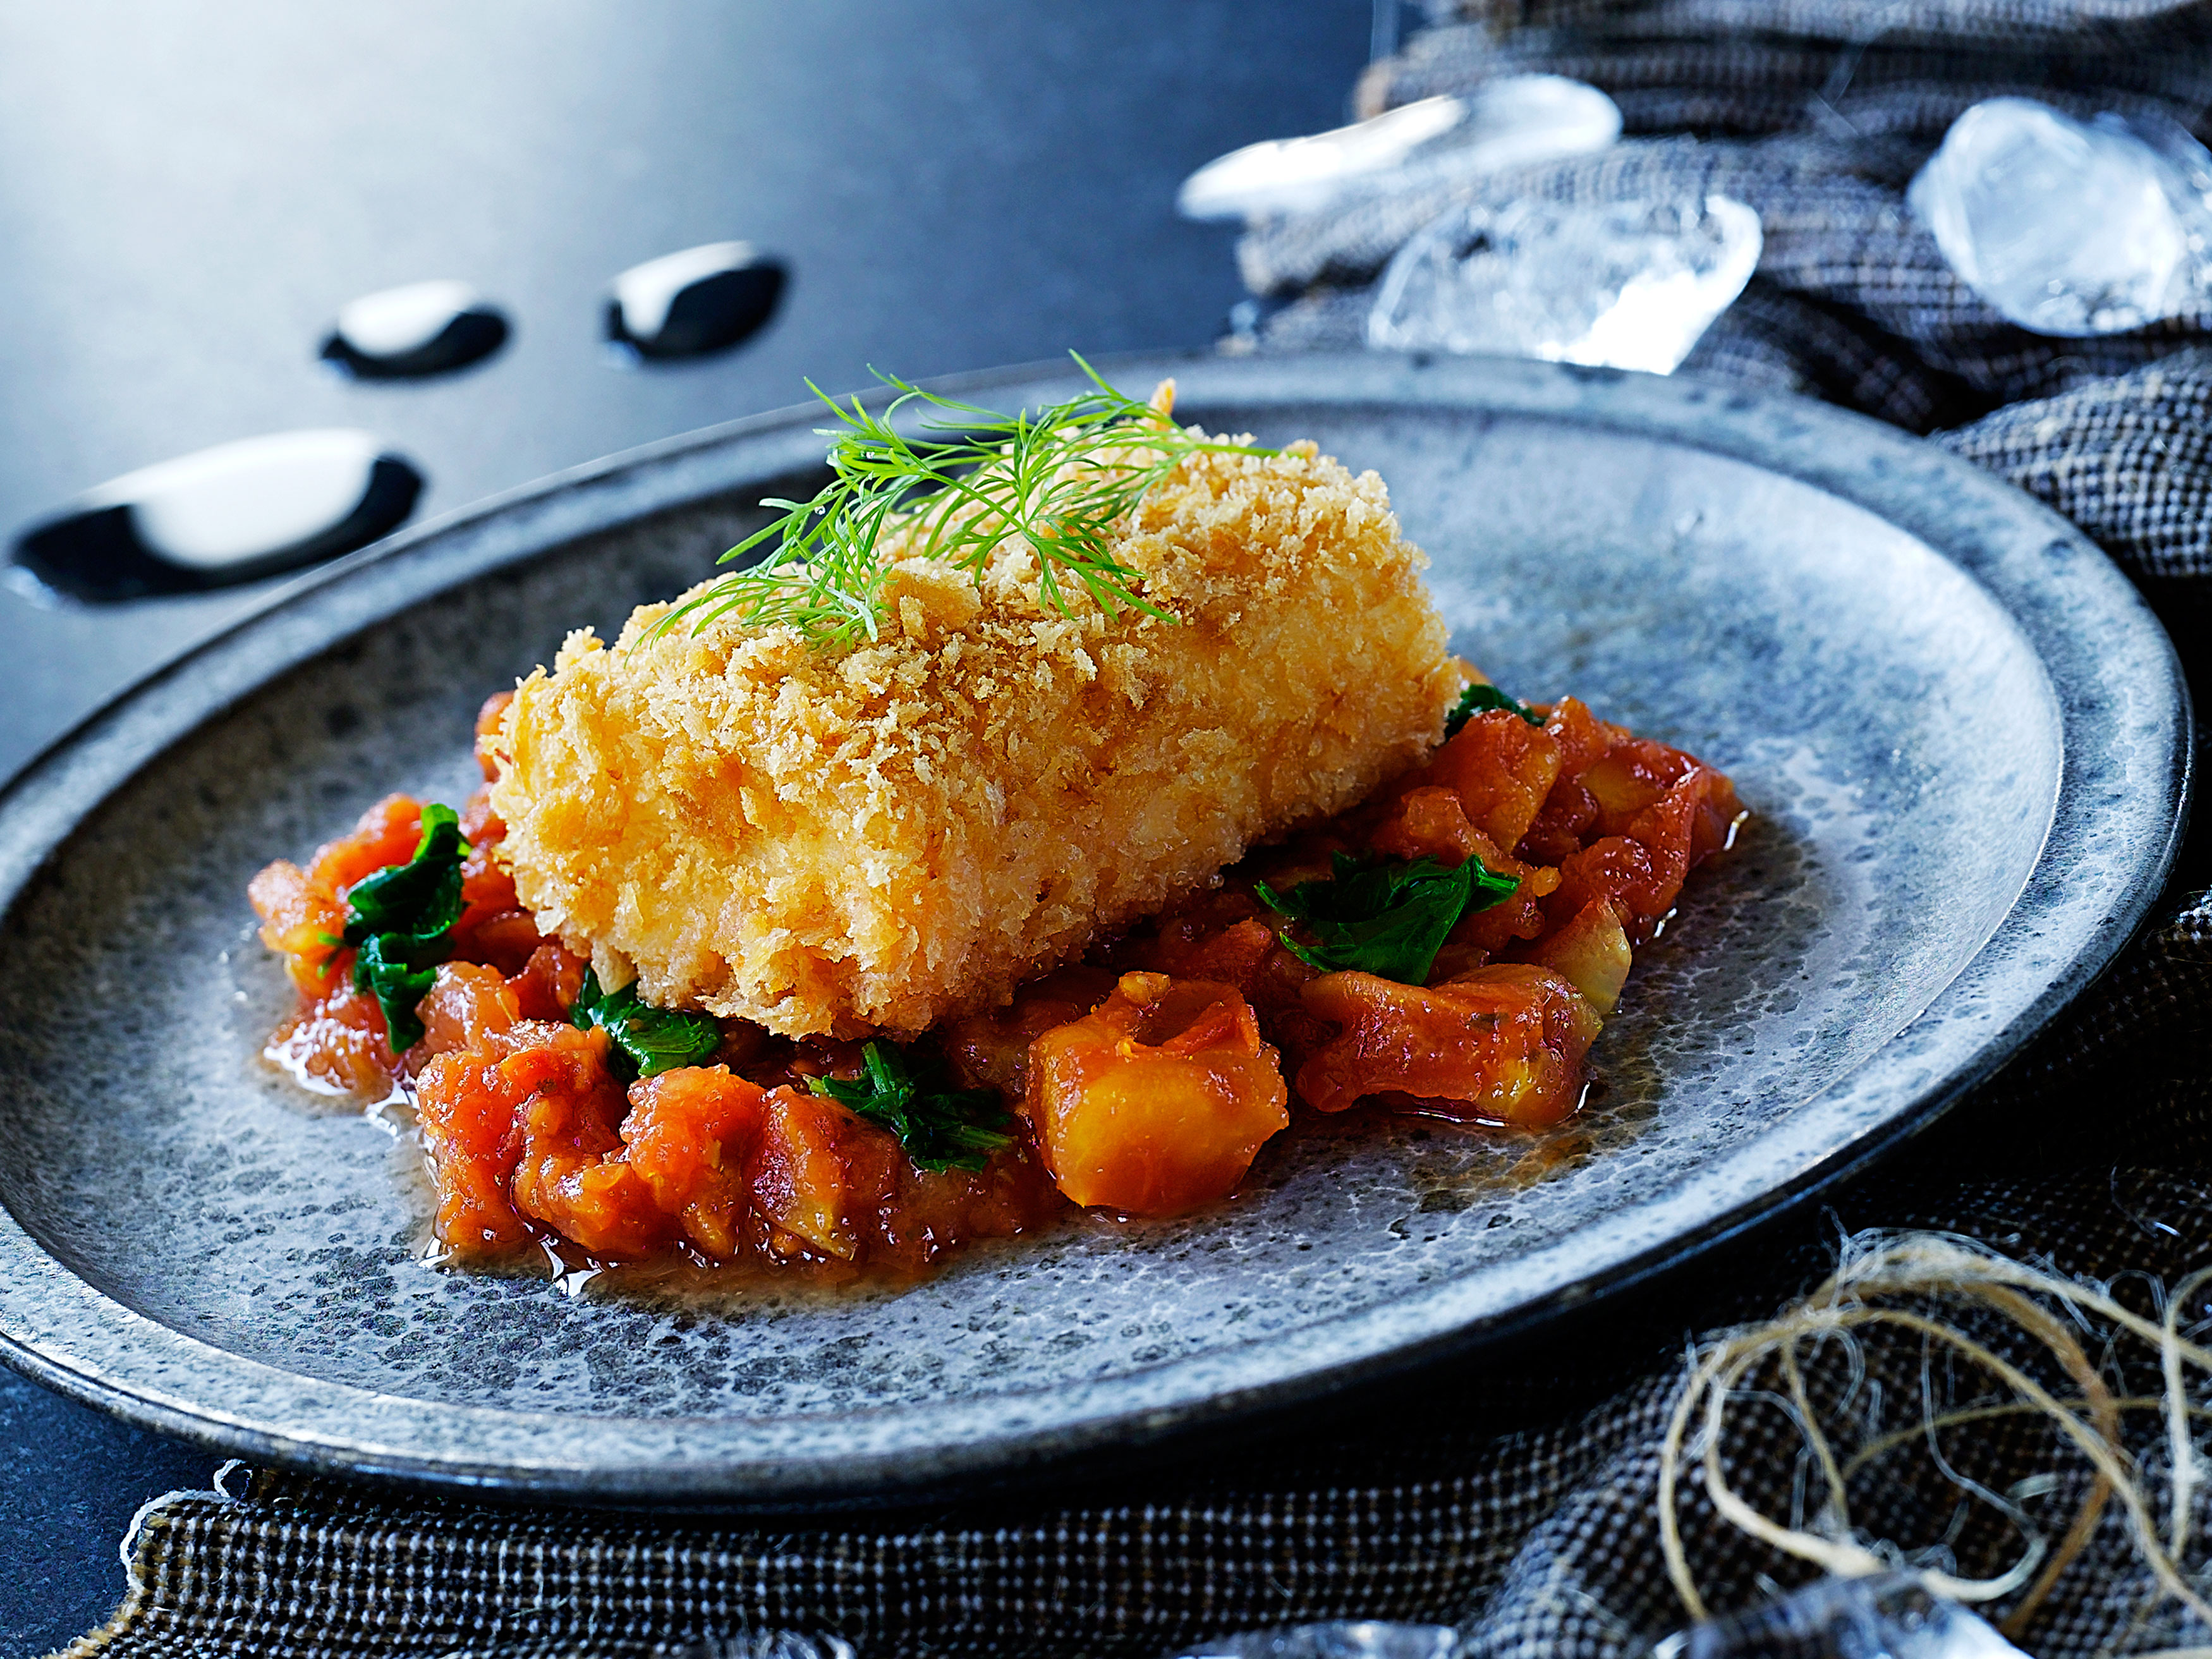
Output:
0 351 2191 1500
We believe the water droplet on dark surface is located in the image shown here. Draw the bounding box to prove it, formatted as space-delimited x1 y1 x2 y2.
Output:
320 279 510 379
605 241 785 361
8 430 423 604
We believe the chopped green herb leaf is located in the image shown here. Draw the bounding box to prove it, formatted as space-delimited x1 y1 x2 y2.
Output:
342 803 468 945
353 930 445 1054
810 1041 1013 1173
1445 681 1545 738
571 967 724 1081
343 803 470 1055
1255 853 1517 984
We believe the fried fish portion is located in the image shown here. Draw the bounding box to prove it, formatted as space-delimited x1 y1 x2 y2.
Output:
488 433 1455 1038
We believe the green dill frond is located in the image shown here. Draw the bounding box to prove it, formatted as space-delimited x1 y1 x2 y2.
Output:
648 354 1277 648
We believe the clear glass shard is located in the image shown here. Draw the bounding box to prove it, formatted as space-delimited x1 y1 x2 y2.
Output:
1177 76 1619 224
1160 1620 1459 1659
1909 96 2212 336
1366 193 1762 373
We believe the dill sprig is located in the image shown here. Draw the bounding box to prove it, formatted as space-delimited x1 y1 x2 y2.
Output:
650 354 1277 648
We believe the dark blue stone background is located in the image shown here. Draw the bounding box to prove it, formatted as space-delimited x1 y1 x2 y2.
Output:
0 3 1367 1648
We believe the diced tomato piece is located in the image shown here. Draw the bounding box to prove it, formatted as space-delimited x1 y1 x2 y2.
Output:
1548 836 1666 942
750 1087 861 1259
1027 973 1289 1217
513 1139 667 1262
1517 782 1596 867
1517 899 1633 1016
505 1031 665 1261
249 795 429 995
1624 763 1743 883
264 980 392 1096
623 1066 769 1260
1546 762 1741 943
1417 710 1562 850
459 786 506 848
453 908 544 976
1368 785 1489 867
1543 696 1627 783
856 1142 1063 1270
415 1021 613 1255
1140 911 1322 1044
1516 698 1628 864
313 795 428 895
509 941 588 1023
942 965 1118 1098
447 826 535 971
1154 915 1280 992
412 962 521 1059
1295 963 1602 1129
248 860 349 995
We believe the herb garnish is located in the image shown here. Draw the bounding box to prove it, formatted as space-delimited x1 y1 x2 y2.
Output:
1445 681 1545 738
352 933 446 1054
571 966 723 1081
343 803 466 945
650 354 1277 648
1255 853 1518 985
343 803 468 1054
810 1041 1014 1173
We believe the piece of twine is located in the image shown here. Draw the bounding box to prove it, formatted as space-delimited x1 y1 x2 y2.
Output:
1657 1231 2212 1646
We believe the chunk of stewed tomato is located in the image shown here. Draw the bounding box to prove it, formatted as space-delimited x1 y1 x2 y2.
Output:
411 961 521 1059
942 966 1119 1099
749 1086 862 1259
248 794 427 995
622 1066 769 1260
1415 708 1562 850
1516 897 1632 1016
1294 963 1601 1129
413 1021 622 1256
1026 973 1289 1217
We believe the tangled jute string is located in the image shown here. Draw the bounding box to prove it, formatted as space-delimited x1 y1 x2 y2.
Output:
1658 1232 2212 1647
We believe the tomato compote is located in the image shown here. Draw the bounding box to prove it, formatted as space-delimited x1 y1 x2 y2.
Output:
250 685 1740 1284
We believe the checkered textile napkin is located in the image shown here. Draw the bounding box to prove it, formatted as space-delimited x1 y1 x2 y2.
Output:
65 5 2212 1654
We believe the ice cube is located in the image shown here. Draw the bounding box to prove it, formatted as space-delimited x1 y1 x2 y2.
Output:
1652 1572 2026 1659
1366 194 1761 374
1909 97 2212 336
1177 76 1619 224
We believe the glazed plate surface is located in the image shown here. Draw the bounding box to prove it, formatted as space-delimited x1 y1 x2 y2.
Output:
0 354 2187 1499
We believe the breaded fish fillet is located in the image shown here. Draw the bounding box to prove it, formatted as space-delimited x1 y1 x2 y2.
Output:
489 429 1455 1038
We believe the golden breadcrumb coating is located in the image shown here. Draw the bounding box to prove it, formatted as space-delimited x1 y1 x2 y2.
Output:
489 427 1455 1038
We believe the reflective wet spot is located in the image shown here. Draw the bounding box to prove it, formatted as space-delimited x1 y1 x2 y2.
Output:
604 241 785 362
8 430 423 602
321 280 510 379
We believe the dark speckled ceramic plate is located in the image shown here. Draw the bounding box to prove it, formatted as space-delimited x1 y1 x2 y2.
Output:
0 354 2189 1502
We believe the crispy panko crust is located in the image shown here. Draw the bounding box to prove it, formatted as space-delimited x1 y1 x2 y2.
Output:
489 431 1456 1038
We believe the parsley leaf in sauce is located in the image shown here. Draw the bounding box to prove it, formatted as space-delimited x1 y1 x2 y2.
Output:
342 803 468 945
1445 681 1545 738
1255 853 1517 985
571 967 723 1080
343 803 469 1054
810 1041 1013 1173
352 933 446 1053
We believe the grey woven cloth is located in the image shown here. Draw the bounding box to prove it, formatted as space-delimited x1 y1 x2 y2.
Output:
61 8 2212 1657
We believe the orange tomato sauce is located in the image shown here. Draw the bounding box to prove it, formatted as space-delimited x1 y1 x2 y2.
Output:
250 687 1740 1282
